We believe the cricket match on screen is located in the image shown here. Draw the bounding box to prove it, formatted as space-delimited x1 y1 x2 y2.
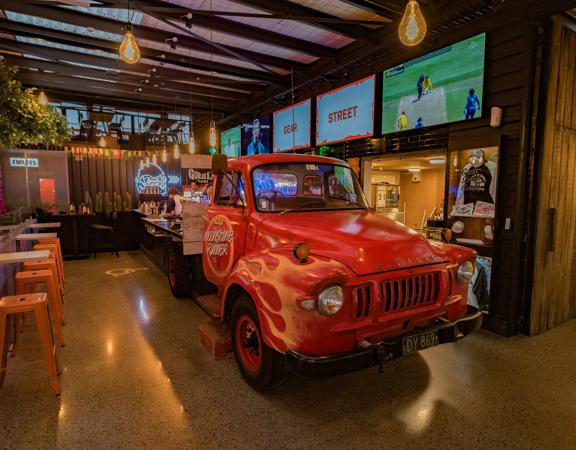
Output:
382 33 486 134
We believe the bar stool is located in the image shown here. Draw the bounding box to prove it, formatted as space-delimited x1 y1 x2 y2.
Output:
0 293 60 395
37 238 64 278
32 244 64 294
23 259 63 297
15 270 64 346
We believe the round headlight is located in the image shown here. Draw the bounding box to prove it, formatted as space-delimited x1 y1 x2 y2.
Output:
457 261 475 284
318 285 344 316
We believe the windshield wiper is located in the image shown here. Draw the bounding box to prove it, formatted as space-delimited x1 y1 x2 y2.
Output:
279 201 327 214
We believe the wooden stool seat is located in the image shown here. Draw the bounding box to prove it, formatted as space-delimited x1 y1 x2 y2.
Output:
0 293 60 395
15 270 64 346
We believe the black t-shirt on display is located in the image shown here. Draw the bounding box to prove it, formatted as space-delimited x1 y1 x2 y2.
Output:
461 164 494 205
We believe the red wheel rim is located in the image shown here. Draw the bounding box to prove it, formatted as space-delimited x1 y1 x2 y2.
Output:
168 256 176 288
235 315 262 372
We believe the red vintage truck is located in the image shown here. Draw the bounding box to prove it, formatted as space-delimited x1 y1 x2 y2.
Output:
170 153 482 390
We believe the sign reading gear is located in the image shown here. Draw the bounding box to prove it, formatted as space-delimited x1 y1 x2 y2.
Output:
273 99 312 152
316 75 375 145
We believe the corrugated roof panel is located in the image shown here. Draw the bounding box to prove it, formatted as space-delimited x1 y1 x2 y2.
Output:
161 0 354 49
139 16 317 63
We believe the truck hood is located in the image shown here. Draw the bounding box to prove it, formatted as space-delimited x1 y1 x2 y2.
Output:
255 210 449 276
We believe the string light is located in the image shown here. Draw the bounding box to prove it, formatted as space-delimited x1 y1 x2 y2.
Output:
398 0 427 46
37 90 48 106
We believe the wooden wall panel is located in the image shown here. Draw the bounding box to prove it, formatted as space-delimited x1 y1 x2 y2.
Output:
531 21 576 334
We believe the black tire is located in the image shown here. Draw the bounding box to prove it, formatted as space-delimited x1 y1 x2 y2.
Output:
231 296 288 391
167 246 192 299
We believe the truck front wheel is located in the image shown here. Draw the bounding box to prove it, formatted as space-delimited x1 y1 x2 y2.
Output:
231 297 287 391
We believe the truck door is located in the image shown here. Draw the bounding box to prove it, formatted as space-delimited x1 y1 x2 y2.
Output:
203 170 248 286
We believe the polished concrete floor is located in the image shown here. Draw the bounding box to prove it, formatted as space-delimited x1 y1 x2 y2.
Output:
1 251 575 449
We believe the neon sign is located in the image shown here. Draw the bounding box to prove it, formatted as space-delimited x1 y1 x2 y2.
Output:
135 162 168 195
10 157 39 168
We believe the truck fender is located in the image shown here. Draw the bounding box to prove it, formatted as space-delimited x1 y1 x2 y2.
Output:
222 259 289 354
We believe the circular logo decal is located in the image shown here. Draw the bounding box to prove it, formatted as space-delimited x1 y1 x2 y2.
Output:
204 215 235 278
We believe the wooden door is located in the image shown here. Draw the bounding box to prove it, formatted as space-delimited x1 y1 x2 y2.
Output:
531 21 576 334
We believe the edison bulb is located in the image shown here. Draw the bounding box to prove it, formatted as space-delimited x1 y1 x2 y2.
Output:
208 120 217 148
37 90 48 106
98 136 107 148
173 143 180 159
152 153 157 165
398 0 427 46
119 30 141 64
161 147 168 163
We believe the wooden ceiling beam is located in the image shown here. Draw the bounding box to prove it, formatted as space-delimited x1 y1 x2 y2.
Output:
17 72 234 113
0 37 285 96
109 0 338 59
0 17 275 88
4 53 248 102
0 1 304 71
228 0 377 41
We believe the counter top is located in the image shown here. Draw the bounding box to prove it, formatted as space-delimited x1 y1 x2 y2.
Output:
142 217 183 239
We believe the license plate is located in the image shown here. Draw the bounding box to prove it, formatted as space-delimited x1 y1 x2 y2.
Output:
402 330 439 355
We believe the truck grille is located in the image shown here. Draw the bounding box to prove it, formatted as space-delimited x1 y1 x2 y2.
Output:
381 272 441 313
353 285 372 319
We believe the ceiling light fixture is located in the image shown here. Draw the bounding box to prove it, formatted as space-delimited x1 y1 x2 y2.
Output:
162 146 168 162
98 135 107 148
398 0 427 46
119 0 141 64
173 143 180 160
207 0 218 152
408 167 421 172
37 90 48 106
429 158 447 165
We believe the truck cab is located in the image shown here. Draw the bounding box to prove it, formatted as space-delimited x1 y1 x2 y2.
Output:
201 153 482 390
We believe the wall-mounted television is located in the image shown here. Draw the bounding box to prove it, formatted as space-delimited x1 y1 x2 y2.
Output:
273 99 312 152
220 126 241 157
382 33 486 134
242 115 271 155
316 75 375 145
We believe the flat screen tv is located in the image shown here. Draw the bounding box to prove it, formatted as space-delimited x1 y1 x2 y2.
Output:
316 75 375 145
220 126 241 157
382 33 486 134
273 99 312 152
242 115 271 155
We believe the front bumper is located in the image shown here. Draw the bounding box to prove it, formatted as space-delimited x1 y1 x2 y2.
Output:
285 306 483 378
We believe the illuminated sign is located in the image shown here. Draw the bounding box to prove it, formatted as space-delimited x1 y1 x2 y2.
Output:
10 157 39 168
316 75 375 145
135 162 167 195
273 99 312 152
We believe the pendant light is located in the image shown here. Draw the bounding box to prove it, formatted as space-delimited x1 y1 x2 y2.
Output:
188 129 195 153
209 120 217 148
37 90 48 106
207 0 218 152
152 153 157 165
173 143 180 159
161 146 168 162
119 0 141 64
98 135 107 148
398 0 427 47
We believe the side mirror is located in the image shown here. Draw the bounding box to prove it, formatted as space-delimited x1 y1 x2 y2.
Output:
212 153 228 175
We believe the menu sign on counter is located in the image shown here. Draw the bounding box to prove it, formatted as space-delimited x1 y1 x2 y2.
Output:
273 99 312 152
316 75 375 145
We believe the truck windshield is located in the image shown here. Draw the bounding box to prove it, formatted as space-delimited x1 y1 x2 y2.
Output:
252 163 368 213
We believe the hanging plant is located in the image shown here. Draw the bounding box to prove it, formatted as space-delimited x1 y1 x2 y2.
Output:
0 64 70 148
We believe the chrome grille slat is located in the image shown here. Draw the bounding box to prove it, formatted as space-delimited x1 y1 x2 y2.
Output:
380 272 441 314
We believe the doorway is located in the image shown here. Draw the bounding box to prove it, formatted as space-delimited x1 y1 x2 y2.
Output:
531 19 576 334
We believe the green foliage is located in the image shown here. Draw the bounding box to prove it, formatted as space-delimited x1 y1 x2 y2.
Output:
0 64 70 148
